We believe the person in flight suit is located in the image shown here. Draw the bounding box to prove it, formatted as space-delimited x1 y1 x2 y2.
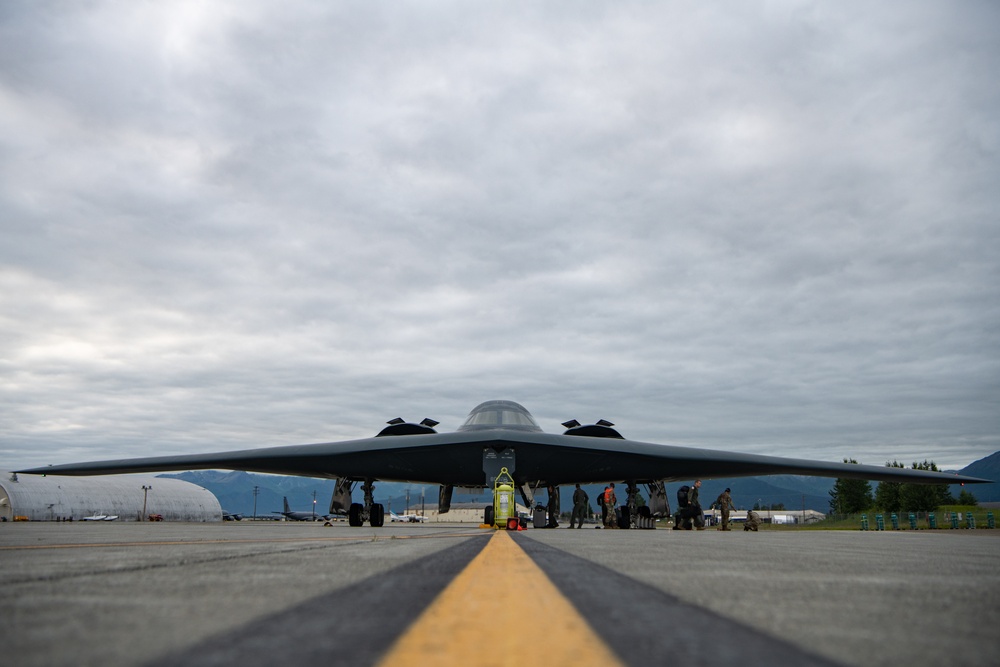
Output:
547 485 560 527
598 485 609 525
569 483 589 528
689 479 705 530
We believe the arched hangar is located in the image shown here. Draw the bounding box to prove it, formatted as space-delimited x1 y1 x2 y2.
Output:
0 471 222 522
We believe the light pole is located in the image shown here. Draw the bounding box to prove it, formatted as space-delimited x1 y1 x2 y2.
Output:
252 486 259 520
405 489 410 515
141 485 152 521
312 490 317 521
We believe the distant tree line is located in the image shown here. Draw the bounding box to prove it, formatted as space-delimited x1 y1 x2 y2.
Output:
752 501 786 511
829 459 977 515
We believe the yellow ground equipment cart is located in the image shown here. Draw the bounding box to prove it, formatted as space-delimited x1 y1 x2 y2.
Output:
484 467 520 529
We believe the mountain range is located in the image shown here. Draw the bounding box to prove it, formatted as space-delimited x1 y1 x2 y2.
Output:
160 450 999 516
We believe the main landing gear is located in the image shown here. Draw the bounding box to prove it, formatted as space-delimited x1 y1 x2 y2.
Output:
347 479 384 527
617 480 667 529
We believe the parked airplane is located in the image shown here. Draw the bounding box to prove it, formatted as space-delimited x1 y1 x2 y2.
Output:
19 399 990 529
273 496 328 521
390 511 428 523
82 512 118 521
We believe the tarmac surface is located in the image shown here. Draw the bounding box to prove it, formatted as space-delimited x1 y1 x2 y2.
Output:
1 521 998 666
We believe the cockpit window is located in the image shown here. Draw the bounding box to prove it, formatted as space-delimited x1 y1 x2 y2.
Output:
458 400 543 432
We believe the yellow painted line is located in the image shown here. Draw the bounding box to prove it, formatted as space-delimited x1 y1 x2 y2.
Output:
377 530 625 667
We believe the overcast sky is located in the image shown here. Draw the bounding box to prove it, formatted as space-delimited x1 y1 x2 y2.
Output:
2 1 997 474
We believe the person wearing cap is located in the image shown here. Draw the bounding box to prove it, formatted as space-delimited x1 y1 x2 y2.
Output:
713 487 736 531
569 483 589 528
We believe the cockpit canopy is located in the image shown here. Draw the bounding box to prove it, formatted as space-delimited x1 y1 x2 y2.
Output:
457 400 543 432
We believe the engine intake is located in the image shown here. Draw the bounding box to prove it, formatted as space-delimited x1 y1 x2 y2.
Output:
376 417 440 437
561 419 624 439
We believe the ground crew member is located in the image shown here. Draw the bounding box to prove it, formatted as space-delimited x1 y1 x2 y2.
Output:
599 485 609 525
569 483 589 528
713 487 736 531
603 483 618 529
673 484 690 529
689 479 705 530
547 485 560 527
745 509 761 531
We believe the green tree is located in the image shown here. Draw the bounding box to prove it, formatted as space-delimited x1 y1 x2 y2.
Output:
874 461 904 512
957 489 978 506
752 502 785 510
829 459 874 514
899 460 953 512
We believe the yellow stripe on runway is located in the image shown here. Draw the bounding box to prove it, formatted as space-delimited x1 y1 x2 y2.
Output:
377 530 624 667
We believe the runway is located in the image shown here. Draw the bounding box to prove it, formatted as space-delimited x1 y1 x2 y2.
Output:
2 522 998 666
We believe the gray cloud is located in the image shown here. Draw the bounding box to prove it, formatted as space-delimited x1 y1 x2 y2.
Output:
2 1 998 472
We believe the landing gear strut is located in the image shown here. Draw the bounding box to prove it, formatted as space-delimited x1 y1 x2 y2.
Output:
621 481 639 529
644 480 670 518
618 481 658 529
347 479 384 527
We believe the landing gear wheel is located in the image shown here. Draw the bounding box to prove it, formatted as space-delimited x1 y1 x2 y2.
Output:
618 505 631 529
348 503 364 527
369 503 384 527
484 505 495 526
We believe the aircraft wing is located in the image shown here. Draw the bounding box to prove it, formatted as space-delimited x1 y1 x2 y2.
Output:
16 428 990 487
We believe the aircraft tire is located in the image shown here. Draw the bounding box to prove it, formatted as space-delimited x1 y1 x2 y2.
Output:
618 505 631 530
484 505 494 526
348 503 364 527
369 503 385 527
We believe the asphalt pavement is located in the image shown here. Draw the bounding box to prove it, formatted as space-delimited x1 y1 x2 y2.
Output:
1 521 997 666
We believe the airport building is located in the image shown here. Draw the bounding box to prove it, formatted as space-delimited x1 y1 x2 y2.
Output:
0 471 223 522
703 508 827 525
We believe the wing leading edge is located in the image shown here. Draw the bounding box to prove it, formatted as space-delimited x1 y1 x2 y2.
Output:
17 427 990 487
